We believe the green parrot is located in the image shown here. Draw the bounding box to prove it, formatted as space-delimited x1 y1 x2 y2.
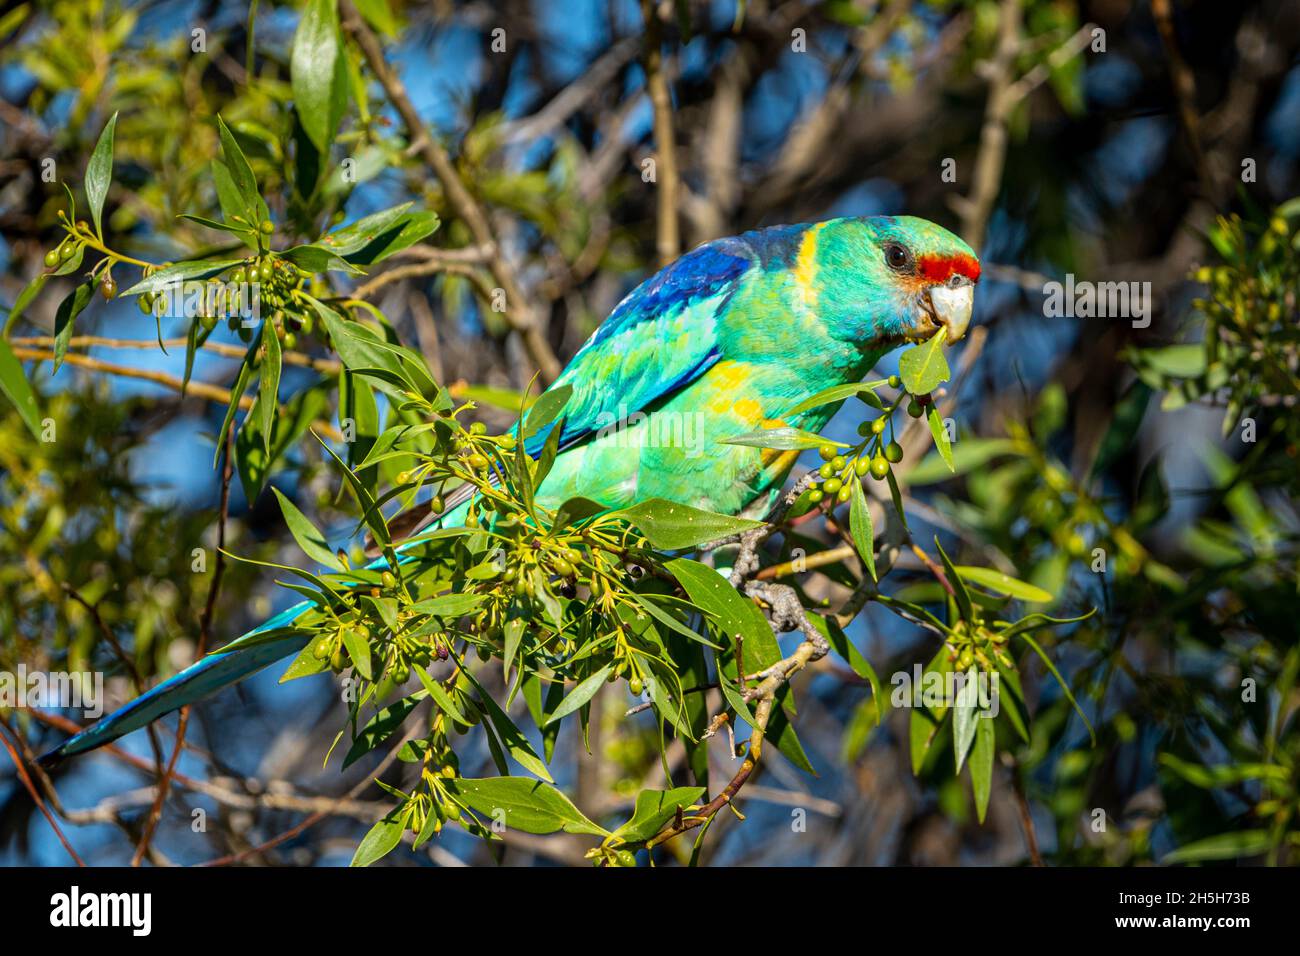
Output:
42 214 978 765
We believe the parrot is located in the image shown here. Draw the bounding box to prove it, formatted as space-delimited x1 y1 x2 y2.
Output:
40 214 978 766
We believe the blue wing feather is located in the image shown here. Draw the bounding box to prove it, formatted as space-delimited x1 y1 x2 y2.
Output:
523 239 752 457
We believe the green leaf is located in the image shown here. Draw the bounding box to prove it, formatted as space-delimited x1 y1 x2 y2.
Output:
898 332 950 395
445 777 607 836
545 665 613 725
666 557 780 671
1018 631 1095 744
521 384 572 439
616 498 763 550
52 282 93 373
237 386 326 502
291 0 347 152
216 116 265 227
767 684 816 773
457 665 553 781
551 495 610 531
271 487 342 571
848 477 876 581
611 787 706 843
812 613 884 723
786 379 886 416
315 203 413 255
342 626 373 680
3 271 49 336
409 592 483 618
954 566 1053 603
344 211 441 264
720 426 845 451
279 639 330 682
350 817 404 866
952 670 980 772
259 320 282 453
934 537 972 623
0 335 41 438
1162 830 1272 864
925 405 954 472
971 712 994 822
214 337 259 467
85 112 118 239
344 695 420 768
909 649 952 774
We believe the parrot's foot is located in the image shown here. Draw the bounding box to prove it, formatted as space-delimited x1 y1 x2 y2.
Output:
742 580 830 661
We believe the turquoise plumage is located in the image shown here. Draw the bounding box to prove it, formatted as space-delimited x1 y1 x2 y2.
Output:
42 215 979 765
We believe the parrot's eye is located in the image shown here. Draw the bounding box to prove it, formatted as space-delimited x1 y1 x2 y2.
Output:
883 243 913 272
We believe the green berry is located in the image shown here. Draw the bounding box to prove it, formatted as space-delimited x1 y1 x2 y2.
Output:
282 332 297 349
888 374 901 389
232 267 246 283
430 495 446 514
137 295 152 314
470 421 487 435
60 242 76 260
258 260 274 282
563 548 582 564
260 219 274 234
823 477 842 495
818 462 835 479
200 314 218 331
907 399 923 418
884 441 903 463
830 455 846 472
380 571 396 589
808 488 825 504
468 453 489 470
818 443 838 461
628 677 644 696
836 484 852 504
312 637 332 660
869 455 890 480
43 249 60 268
871 417 887 435
552 558 575 577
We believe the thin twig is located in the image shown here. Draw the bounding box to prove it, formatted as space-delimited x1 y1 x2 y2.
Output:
12 346 344 442
0 716 84 865
640 0 680 266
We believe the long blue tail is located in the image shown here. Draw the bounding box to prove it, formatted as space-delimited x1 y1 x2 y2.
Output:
39 602 314 766
40 496 472 768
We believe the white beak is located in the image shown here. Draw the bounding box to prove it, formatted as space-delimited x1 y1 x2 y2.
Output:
928 282 974 344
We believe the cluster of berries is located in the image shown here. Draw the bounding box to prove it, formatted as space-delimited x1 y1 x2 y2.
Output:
806 375 931 505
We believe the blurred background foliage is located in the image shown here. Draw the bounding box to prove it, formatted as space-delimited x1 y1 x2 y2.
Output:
0 0 1298 866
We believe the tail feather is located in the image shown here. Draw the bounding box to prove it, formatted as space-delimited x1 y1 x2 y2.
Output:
40 602 313 767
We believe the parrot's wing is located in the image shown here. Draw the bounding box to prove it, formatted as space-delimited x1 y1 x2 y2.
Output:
523 237 752 456
381 238 755 545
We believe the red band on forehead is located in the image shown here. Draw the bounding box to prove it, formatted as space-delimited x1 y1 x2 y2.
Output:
916 253 981 284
